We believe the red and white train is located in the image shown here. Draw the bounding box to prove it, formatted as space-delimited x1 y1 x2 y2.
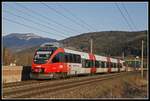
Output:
30 43 126 79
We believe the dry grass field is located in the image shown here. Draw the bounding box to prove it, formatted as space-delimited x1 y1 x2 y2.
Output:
46 71 148 99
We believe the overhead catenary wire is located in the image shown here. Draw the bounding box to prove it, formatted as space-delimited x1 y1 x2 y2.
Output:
4 10 69 37
115 3 139 58
14 3 81 34
122 3 137 31
3 17 67 38
115 3 134 31
58 4 97 32
41 2 91 32
7 4 76 35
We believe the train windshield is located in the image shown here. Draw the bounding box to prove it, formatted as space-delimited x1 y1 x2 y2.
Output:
33 51 52 64
33 47 57 64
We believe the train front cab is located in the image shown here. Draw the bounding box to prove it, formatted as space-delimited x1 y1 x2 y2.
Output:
30 47 68 79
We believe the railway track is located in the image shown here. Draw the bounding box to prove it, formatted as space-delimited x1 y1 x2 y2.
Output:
3 75 90 92
2 72 134 98
3 80 43 88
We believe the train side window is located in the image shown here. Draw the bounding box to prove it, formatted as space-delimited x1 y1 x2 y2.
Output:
106 62 110 68
71 54 74 63
82 59 86 67
101 61 105 68
105 62 107 68
111 63 113 68
78 55 81 63
52 53 64 63
72 54 75 63
72 54 74 63
64 53 69 63
114 63 117 68
64 53 67 62
114 63 116 68
74 54 80 63
69 53 72 63
85 60 92 68
76 55 81 63
88 60 92 67
117 63 120 68
103 62 106 68
116 63 118 68
112 63 114 68
118 63 120 68
99 61 101 68
101 62 104 68
85 60 89 68
119 63 122 68
69 53 73 63
74 54 77 63
71 54 79 63
95 61 99 68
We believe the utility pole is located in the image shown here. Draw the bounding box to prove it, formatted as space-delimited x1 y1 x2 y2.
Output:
141 40 144 78
122 51 124 60
90 38 93 53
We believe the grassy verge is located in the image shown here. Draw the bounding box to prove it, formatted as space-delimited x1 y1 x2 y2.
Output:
47 72 148 99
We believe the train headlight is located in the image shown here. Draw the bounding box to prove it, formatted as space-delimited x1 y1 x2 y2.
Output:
36 65 41 68
59 65 63 68
33 68 44 73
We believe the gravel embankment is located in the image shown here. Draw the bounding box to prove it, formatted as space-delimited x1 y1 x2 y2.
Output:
38 72 148 99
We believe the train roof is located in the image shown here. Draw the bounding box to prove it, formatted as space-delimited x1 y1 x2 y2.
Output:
38 43 123 61
40 42 63 47
64 48 89 59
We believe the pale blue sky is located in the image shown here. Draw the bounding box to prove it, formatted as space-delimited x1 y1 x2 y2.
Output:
2 2 148 40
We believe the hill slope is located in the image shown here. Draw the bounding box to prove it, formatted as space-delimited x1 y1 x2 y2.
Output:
60 31 147 57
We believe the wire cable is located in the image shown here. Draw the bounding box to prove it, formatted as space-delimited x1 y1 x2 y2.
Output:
3 17 67 38
41 2 91 32
122 3 137 31
7 4 76 35
58 4 97 32
4 10 69 37
115 3 134 31
15 3 81 34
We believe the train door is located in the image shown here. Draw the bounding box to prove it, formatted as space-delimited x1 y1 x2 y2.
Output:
117 59 120 72
51 52 67 73
64 53 82 75
107 57 111 73
89 53 96 74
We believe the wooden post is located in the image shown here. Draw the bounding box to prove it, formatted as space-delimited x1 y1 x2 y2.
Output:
141 40 144 78
90 38 93 54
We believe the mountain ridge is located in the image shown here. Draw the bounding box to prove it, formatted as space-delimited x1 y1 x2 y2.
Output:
3 33 57 52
